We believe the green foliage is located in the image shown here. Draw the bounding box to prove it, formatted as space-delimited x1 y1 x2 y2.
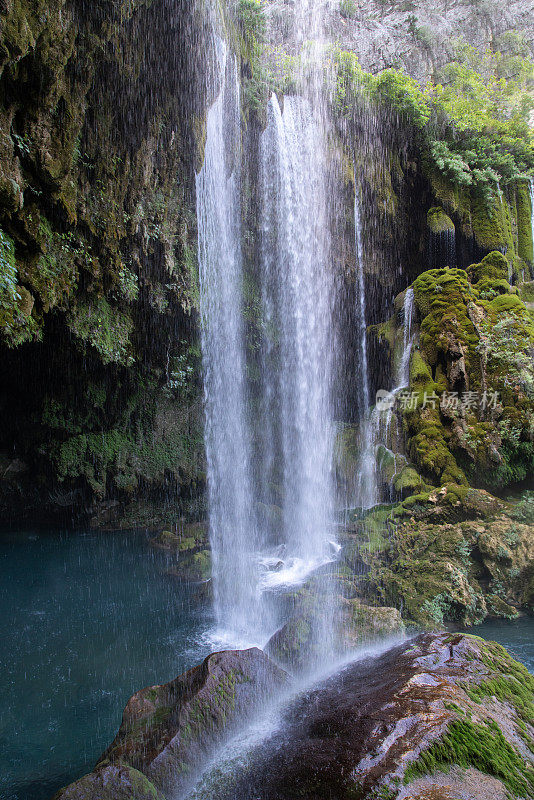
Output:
404 718 534 797
164 341 198 398
478 313 534 399
236 0 265 60
339 0 357 19
67 297 134 365
0 230 20 330
35 219 81 308
328 41 534 197
0 229 40 346
117 264 139 302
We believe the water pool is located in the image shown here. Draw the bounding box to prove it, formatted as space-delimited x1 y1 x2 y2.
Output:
462 616 534 673
0 529 211 800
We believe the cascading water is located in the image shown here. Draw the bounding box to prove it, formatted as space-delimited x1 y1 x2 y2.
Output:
355 277 416 509
196 42 265 647
198 39 339 653
397 286 415 391
257 93 336 592
353 184 377 510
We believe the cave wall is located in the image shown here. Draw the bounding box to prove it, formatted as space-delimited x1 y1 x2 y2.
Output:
0 0 214 525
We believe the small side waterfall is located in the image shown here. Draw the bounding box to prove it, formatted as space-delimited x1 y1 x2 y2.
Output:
353 184 377 510
397 286 415 391
354 186 371 417
196 43 264 647
355 278 416 510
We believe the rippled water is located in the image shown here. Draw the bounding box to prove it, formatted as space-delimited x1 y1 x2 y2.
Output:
0 529 211 800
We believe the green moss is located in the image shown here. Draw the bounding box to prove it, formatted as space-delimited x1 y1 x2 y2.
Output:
67 297 134 365
471 194 514 256
427 206 455 234
413 268 477 367
516 179 534 267
409 348 434 389
393 466 426 496
404 718 534 798
468 250 509 283
465 640 534 724
519 282 534 304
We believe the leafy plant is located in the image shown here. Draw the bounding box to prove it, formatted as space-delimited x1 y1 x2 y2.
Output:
339 0 357 19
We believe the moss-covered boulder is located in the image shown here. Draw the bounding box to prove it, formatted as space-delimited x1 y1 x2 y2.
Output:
52 764 166 800
427 206 455 234
265 593 404 672
399 259 534 492
151 522 211 582
97 648 289 798
367 488 534 626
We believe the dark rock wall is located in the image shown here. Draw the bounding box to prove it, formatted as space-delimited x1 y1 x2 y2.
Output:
0 0 213 525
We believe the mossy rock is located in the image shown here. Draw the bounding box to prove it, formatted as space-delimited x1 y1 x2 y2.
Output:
376 444 405 485
52 764 166 800
427 206 455 234
519 281 534 305
515 178 534 267
470 193 514 255
393 465 426 497
266 588 404 672
97 648 289 798
468 251 509 283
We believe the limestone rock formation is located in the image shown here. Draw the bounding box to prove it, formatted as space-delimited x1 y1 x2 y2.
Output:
344 486 534 626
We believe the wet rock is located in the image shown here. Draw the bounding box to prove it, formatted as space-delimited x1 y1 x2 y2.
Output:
52 764 166 800
266 594 404 671
97 647 289 798
369 496 534 626
204 632 534 800
152 523 212 582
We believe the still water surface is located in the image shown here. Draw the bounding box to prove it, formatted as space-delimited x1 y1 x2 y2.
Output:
0 529 211 800
462 616 534 673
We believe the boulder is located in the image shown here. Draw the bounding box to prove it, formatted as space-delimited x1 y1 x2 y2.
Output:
52 764 165 800
97 647 289 797
266 594 404 671
197 632 534 800
151 523 212 582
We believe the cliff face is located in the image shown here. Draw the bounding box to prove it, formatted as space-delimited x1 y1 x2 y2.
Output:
265 0 534 79
0 0 212 524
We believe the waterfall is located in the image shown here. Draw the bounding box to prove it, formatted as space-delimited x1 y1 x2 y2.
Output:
353 185 377 510
257 92 336 605
397 286 414 391
354 186 371 416
355 277 415 510
198 49 338 650
429 229 455 269
196 42 264 647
